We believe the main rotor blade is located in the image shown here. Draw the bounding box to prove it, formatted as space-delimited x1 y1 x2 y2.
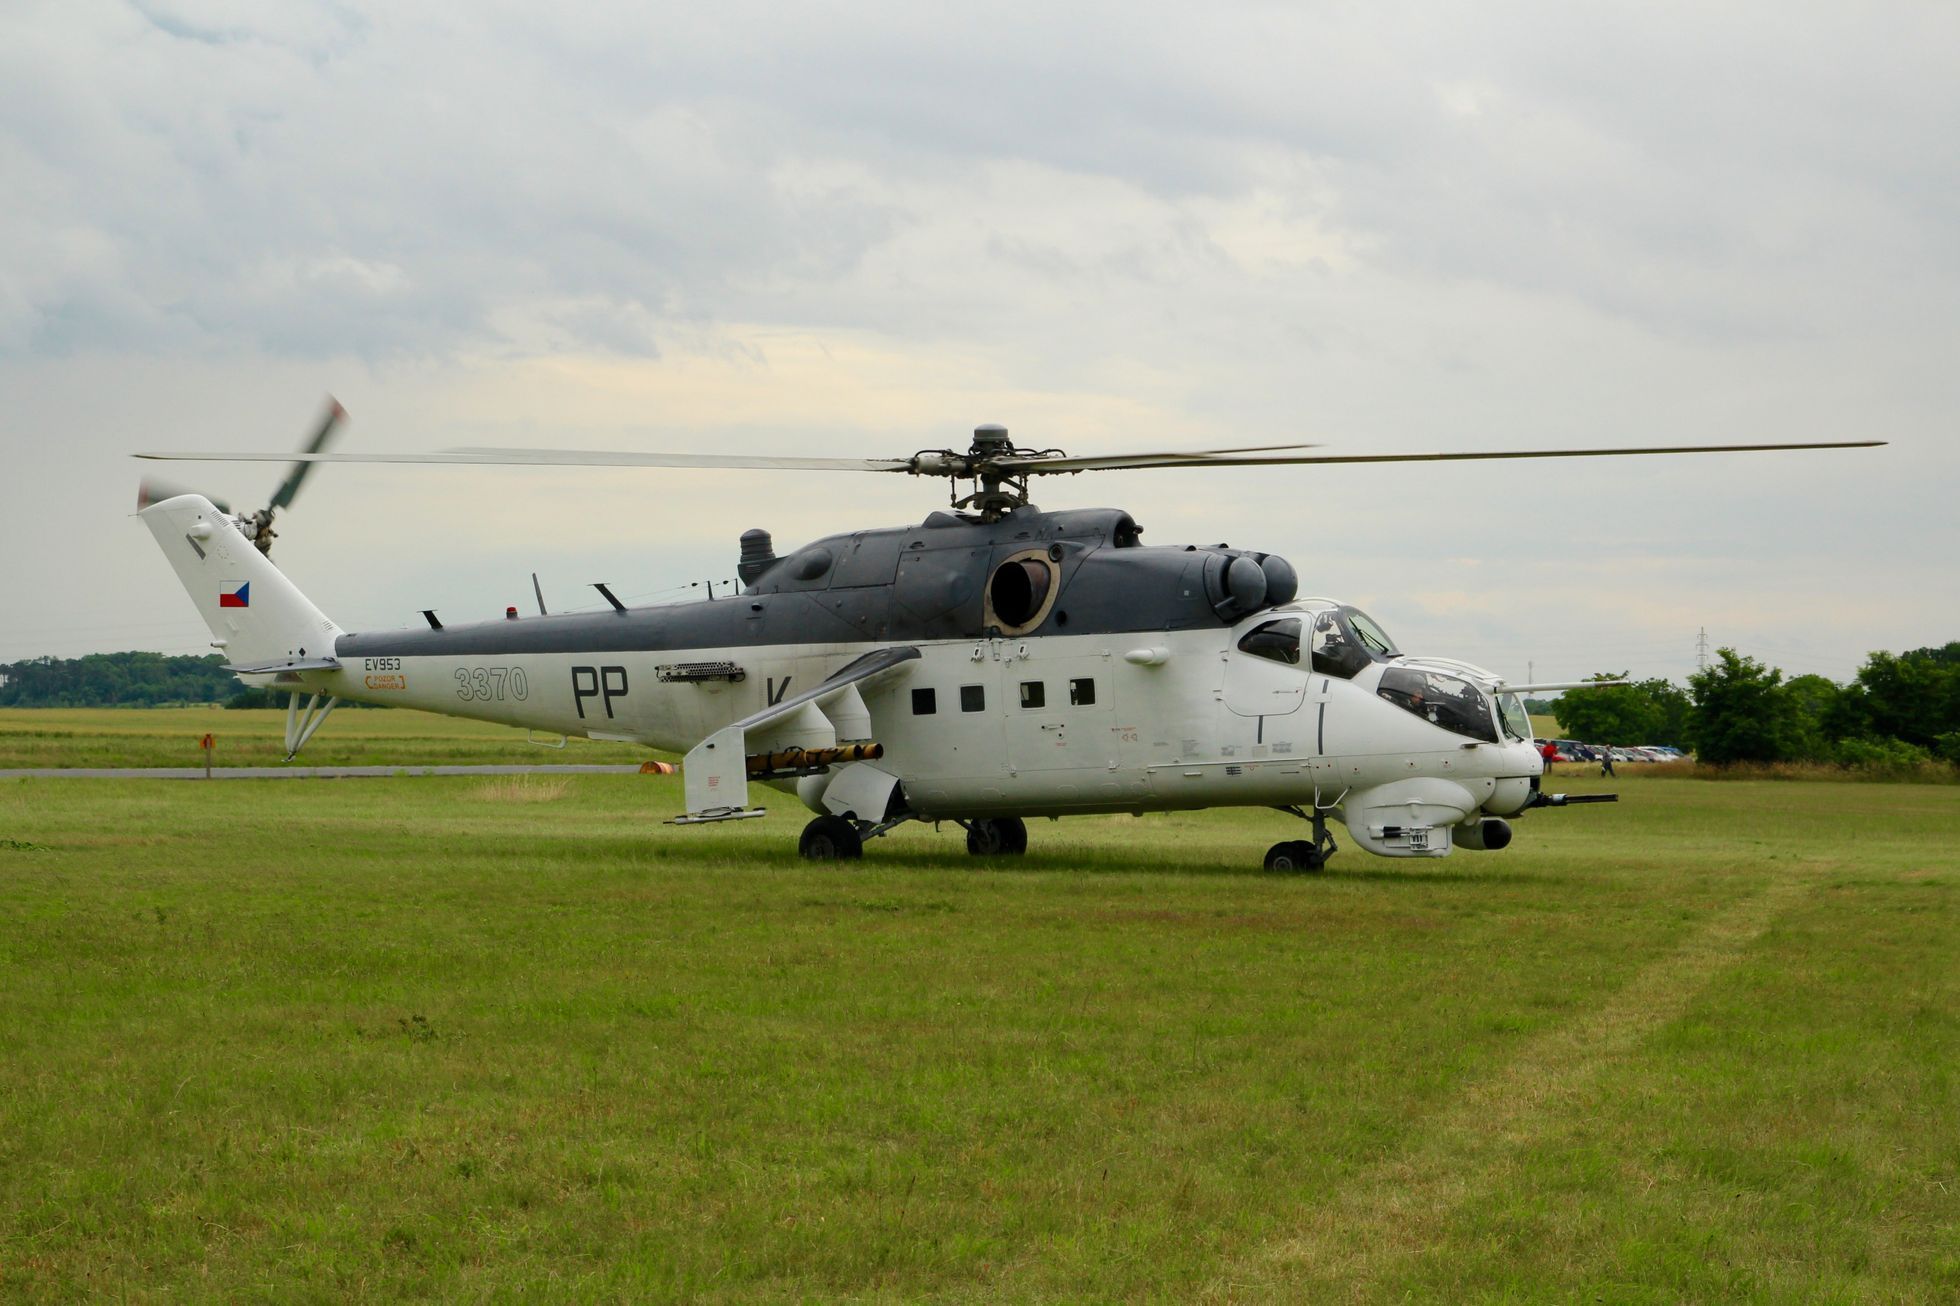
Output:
996 443 1320 472
267 396 347 511
140 438 1886 479
1006 439 1885 473
137 448 919 473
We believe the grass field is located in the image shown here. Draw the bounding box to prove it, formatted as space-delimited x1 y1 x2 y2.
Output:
1 720 1957 1299
0 707 652 769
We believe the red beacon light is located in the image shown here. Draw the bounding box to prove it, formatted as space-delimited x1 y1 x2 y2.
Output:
505 606 518 620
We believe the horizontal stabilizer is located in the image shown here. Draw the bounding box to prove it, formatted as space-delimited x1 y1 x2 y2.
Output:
223 656 342 675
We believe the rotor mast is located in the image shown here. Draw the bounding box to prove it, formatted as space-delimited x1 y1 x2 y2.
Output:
946 423 1057 520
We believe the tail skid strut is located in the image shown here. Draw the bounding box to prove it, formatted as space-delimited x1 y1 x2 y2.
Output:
284 692 340 761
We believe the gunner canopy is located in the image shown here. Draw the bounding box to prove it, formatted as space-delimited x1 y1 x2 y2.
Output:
1377 666 1498 743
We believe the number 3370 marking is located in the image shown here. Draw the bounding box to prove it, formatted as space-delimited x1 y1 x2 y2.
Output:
455 666 530 701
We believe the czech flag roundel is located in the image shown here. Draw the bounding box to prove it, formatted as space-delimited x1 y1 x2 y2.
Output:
219 580 250 609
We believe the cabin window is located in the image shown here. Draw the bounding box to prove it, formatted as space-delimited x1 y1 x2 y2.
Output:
1238 618 1301 665
1069 677 1096 706
961 684 985 713
911 687 936 716
1020 680 1046 709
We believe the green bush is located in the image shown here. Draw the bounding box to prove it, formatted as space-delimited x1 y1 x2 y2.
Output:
1834 736 1934 776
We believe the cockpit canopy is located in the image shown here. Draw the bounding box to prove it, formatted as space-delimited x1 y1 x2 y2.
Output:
1236 605 1402 679
1238 609 1511 744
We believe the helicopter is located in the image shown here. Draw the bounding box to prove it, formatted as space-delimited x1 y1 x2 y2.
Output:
136 419 1879 870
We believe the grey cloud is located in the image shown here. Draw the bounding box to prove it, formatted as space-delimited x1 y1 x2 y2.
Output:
4 4 907 357
1309 4 1960 339
12 0 1954 362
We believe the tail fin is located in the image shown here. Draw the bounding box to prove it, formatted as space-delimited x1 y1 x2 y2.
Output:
139 494 343 670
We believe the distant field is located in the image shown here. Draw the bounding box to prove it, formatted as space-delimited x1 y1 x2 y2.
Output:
0 706 653 769
1 765 1954 1300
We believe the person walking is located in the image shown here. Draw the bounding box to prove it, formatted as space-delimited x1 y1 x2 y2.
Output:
1539 740 1559 775
1600 746 1617 778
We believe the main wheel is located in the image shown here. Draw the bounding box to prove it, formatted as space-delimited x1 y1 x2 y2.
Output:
1264 839 1323 872
799 814 864 860
966 817 1028 856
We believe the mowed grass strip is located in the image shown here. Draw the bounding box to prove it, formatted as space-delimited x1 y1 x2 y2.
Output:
1218 874 1814 1300
0 771 1954 1300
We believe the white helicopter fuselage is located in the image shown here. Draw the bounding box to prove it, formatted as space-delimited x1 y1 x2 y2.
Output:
297 612 1542 858
140 492 1548 861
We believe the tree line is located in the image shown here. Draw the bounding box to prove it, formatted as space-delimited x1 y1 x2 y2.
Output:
0 652 333 709
1552 642 1960 768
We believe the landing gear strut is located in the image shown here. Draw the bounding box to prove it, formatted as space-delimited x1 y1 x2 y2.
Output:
1267 805 1338 872
963 817 1028 857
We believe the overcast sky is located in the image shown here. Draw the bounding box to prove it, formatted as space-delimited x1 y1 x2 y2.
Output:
3 0 1954 685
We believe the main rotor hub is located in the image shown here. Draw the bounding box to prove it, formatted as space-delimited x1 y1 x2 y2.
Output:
947 423 1048 520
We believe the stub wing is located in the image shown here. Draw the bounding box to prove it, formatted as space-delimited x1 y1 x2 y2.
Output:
671 646 921 824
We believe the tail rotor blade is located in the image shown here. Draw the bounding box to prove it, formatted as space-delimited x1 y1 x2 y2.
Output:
267 396 346 511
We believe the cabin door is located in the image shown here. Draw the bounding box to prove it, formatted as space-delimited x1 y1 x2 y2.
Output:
1002 650 1112 773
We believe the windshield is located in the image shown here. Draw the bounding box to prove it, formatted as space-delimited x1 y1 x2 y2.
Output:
1309 610 1370 678
1346 608 1399 658
1498 692 1531 741
1378 666 1498 743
